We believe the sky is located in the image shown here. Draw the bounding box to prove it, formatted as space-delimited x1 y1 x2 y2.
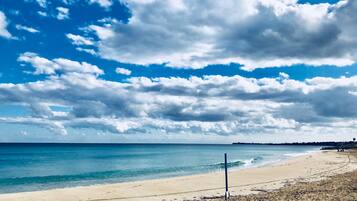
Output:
0 0 357 143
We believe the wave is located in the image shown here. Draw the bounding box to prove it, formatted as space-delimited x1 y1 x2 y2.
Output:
284 150 319 157
243 156 263 166
212 156 263 169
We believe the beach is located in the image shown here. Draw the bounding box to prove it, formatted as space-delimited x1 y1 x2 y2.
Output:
0 150 356 201
209 150 357 201
208 170 357 201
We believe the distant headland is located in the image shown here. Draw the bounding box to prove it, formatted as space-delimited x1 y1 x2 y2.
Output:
233 139 357 150
232 141 342 146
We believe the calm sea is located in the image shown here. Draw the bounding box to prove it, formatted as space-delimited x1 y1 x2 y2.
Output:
0 143 320 193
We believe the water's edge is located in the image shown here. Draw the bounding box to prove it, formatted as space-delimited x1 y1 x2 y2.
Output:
0 144 321 194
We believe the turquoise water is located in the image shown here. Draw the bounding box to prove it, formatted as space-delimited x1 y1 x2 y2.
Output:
0 143 320 193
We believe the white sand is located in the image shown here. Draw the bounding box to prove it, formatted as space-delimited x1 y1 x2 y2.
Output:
0 150 356 201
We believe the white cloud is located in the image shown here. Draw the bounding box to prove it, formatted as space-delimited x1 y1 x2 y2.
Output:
98 17 118 25
75 47 97 55
62 0 76 5
348 91 357 96
0 11 12 39
18 52 55 74
56 7 69 20
66 33 98 55
66 33 94 45
279 72 289 80
35 0 47 8
17 52 104 75
4 53 357 139
85 0 357 70
0 117 67 135
37 11 48 17
15 24 40 33
88 25 114 40
89 0 113 8
54 58 104 75
115 67 131 75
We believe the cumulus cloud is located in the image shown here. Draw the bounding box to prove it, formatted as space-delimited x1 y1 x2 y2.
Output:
56 7 69 20
88 25 114 40
17 52 103 75
3 53 357 137
82 0 357 70
0 117 67 135
15 24 40 33
0 11 12 39
115 67 131 75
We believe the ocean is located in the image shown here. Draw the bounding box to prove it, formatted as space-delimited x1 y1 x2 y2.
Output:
0 143 320 193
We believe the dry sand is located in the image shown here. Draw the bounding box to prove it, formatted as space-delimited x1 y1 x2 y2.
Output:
207 150 357 201
0 150 356 201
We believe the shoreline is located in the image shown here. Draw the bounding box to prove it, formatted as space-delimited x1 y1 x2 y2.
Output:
1 150 356 201
0 148 319 194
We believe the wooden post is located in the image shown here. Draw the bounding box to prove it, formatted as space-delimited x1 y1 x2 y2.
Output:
224 153 230 200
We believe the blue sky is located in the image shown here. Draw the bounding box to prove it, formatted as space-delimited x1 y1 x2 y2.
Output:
0 0 357 143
